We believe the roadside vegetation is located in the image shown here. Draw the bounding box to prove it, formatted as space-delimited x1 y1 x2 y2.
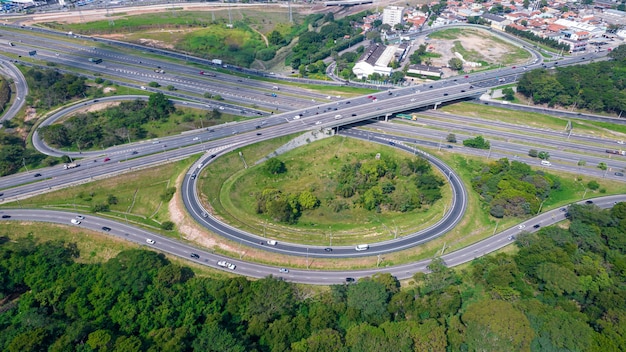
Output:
518 45 626 115
2 202 625 351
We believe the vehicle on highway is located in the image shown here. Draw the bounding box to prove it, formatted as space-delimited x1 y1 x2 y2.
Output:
355 244 369 251
76 215 85 220
293 115 301 120
315 121 322 125
533 224 541 229
267 240 277 246
132 151 138 155
517 224 526 230
279 268 289 273
586 200 594 204
2 215 11 219
388 142 395 146
541 160 552 166
152 140 160 144
103 158 111 162
71 219 81 225
618 140 625 145
345 277 356 283
34 173 42 177
256 133 262 136
351 113 357 117
140 86 147 90
190 253 200 259
217 260 236 270
193 137 199 141
102 226 111 232
146 239 155 244
324 248 332 252
616 172 624 177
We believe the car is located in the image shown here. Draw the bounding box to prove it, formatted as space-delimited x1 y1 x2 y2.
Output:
202 213 208 218
293 115 301 120
367 95 373 99
461 90 466 92
259 241 265 245
267 240 277 246
190 253 200 259
346 101 351 104
0 193 3 197
315 121 322 125
192 137 199 141
103 158 111 162
464 75 469 78
152 140 160 144
279 268 289 273
446 145 453 149
429 85 433 88
34 173 42 177
76 215 85 220
443 93 448 96
351 113 357 117
512 66 516 69
585 200 594 204
517 224 526 230
131 151 138 155
324 248 332 252
219 106 224 110
146 239 155 244
615 172 624 177
256 133 262 136
345 277 356 283
71 219 81 225
560 208 567 212
533 224 541 229
255 125 261 129
102 226 111 232
140 86 147 90
208 129 215 132
2 215 11 219
388 142 395 146
618 140 625 145
217 260 236 270
191 174 196 180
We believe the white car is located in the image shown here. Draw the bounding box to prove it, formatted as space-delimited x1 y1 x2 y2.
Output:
192 137 199 141
315 121 322 125
217 260 236 270
75 215 85 220
70 219 81 225
293 115 301 120
517 224 526 230
140 86 147 90
267 240 277 246
618 140 625 145
279 268 289 273
146 239 155 245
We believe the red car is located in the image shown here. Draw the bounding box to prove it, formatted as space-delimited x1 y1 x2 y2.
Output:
103 157 111 162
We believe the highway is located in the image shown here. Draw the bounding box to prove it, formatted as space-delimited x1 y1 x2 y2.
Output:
0 54 28 124
1 194 623 284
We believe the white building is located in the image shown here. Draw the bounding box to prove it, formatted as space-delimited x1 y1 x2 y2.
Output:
352 43 394 79
383 6 405 27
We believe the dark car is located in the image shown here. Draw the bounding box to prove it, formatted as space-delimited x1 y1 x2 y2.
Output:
443 93 449 96
131 151 138 155
351 113 357 117
102 226 111 232
345 277 356 283
255 125 261 129
533 224 541 229
34 173 42 177
324 248 333 252
389 142 395 146
615 172 624 177
190 253 200 259
1 215 10 219
256 133 262 136
585 200 594 204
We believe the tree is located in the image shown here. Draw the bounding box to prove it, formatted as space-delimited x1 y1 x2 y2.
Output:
598 162 608 171
148 81 160 88
107 194 118 205
463 136 490 149
528 149 538 157
166 85 176 91
161 221 175 230
446 133 457 143
587 180 600 190
265 158 286 174
448 57 463 71
537 151 550 160
347 279 390 325
502 87 515 101
268 30 284 46
578 160 586 167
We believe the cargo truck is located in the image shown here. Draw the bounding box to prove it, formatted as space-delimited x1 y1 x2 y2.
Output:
63 163 79 170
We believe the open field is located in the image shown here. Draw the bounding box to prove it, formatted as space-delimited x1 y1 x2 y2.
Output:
3 157 196 232
218 136 449 246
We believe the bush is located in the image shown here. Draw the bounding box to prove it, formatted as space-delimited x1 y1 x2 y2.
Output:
446 133 457 143
107 194 118 205
463 136 490 149
161 221 175 230
92 203 110 212
490 204 505 218
148 82 160 88
256 48 276 61
528 149 538 157
265 158 286 175
587 180 600 190
94 77 104 84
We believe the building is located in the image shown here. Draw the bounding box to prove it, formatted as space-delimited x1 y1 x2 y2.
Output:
352 43 394 79
383 6 405 27
407 64 443 78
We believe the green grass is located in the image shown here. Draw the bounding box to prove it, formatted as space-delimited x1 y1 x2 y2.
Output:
2 157 197 233
214 136 449 246
439 102 626 138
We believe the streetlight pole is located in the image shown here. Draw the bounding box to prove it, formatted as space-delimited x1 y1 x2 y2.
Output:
22 158 29 174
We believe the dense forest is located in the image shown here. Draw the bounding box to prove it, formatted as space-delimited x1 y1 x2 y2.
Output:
470 158 561 218
39 93 175 149
517 45 626 113
2 202 626 351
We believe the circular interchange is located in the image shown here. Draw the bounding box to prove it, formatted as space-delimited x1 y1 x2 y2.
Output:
185 130 468 258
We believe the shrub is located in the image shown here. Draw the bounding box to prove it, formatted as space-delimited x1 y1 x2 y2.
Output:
161 221 175 230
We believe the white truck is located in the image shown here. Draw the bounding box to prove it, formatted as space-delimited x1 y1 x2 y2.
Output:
63 162 79 170
212 59 223 65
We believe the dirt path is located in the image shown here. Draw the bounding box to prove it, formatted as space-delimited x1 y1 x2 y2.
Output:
250 26 269 48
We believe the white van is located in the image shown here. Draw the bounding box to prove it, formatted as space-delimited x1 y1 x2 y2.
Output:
541 160 551 166
355 244 369 251
267 240 277 246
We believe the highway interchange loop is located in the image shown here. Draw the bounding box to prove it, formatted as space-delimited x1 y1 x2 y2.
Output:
0 24 624 283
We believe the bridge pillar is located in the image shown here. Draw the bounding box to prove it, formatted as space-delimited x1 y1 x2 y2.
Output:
385 113 391 122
